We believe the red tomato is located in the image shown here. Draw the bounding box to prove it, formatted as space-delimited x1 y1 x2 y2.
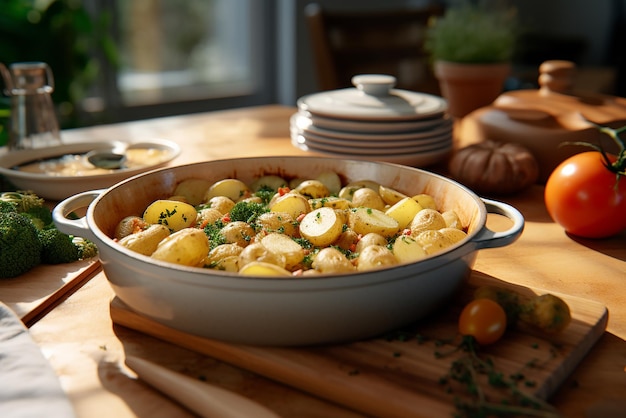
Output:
545 151 626 239
458 299 507 345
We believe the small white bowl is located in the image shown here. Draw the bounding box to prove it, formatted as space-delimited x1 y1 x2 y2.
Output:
0 139 180 201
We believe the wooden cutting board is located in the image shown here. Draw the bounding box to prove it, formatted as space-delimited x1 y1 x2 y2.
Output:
110 271 608 418
0 259 101 327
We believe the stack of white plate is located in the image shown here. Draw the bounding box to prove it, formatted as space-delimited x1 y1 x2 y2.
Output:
291 74 452 167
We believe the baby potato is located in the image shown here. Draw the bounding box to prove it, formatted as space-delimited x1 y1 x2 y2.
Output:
114 215 148 240
357 245 398 271
316 171 342 195
295 179 330 199
379 185 408 206
117 224 171 256
256 211 297 236
270 192 311 218
238 242 287 269
355 232 387 253
442 210 464 230
338 180 380 201
350 187 385 211
205 196 235 214
410 208 447 236
311 247 355 274
143 200 198 232
205 178 251 202
415 230 455 255
196 207 223 226
299 207 343 247
334 229 359 251
250 175 287 192
412 193 437 210
260 232 304 270
173 178 212 206
151 228 210 267
348 207 400 238
385 197 423 230
439 227 467 244
208 255 239 272
239 261 292 277
392 235 428 263
220 221 255 247
206 243 244 266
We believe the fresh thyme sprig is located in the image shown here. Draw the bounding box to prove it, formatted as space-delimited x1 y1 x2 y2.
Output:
439 336 562 418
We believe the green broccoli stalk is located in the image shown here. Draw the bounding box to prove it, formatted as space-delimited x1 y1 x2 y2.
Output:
0 212 42 278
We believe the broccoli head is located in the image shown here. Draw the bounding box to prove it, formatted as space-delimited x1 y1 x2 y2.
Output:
72 236 98 260
0 212 42 278
0 191 52 229
38 228 81 264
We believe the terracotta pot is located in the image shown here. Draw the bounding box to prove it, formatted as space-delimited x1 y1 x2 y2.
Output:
434 61 511 118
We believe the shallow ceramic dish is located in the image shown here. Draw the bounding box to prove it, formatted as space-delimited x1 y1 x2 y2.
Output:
303 111 450 134
0 139 180 200
53 156 523 346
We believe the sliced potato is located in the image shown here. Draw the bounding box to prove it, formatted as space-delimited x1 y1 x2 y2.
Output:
379 185 408 206
173 178 212 206
348 207 399 238
385 197 423 230
260 232 305 270
299 207 343 247
239 261 292 277
143 200 198 232
392 235 428 263
412 193 437 210
338 180 380 200
205 178 250 202
270 192 311 218
151 228 209 267
117 224 170 256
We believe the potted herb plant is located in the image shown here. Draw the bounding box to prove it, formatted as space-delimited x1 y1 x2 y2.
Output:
425 1 517 118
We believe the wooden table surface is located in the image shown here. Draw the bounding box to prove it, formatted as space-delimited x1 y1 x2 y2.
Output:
20 105 626 417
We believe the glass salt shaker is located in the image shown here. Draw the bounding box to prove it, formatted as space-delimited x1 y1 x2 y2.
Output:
0 62 62 150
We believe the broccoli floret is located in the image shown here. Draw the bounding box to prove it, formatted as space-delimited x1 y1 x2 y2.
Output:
72 236 98 260
0 200 18 214
38 228 81 264
0 212 42 278
0 191 52 229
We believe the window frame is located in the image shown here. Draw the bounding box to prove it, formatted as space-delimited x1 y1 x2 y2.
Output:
83 0 277 124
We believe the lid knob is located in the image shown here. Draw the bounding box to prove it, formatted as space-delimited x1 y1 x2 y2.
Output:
351 74 396 97
538 60 575 95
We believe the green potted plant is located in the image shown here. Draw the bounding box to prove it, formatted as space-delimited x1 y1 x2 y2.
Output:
425 1 517 118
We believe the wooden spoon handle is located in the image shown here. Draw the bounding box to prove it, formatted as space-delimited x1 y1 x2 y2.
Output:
125 356 281 418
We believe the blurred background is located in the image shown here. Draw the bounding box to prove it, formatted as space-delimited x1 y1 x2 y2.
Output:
0 0 624 136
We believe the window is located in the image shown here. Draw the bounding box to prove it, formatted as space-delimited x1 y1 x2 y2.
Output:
85 0 276 123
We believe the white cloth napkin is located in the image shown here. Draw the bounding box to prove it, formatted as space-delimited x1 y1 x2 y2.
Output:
0 302 76 418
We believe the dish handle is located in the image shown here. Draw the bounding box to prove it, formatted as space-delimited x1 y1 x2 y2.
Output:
52 190 105 240
470 198 525 249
